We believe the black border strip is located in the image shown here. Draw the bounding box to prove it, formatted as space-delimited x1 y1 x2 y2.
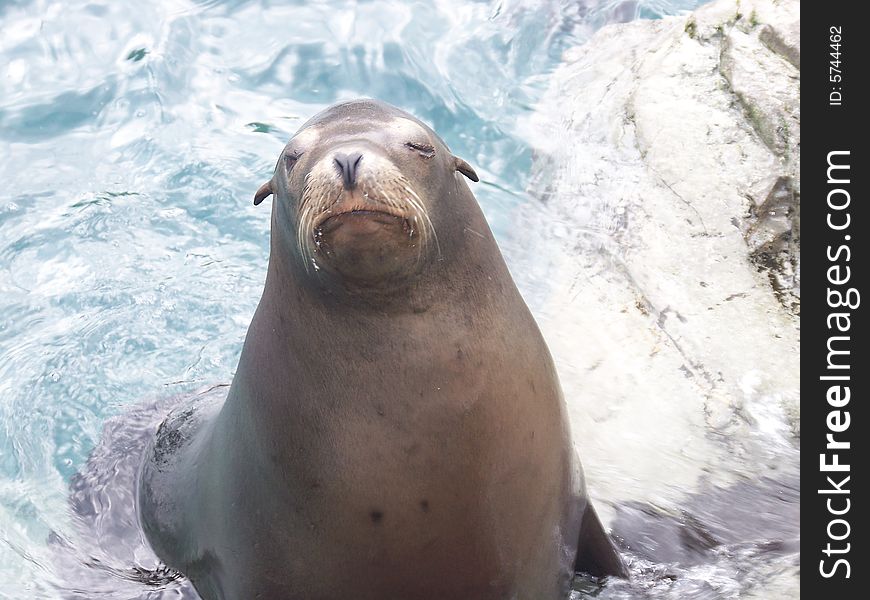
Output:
804 4 866 596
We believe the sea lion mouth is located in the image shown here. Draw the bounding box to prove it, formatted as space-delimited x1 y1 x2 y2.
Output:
313 204 414 244
313 203 417 248
309 206 422 285
316 208 411 234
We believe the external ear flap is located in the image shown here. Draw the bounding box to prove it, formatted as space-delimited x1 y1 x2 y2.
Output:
253 181 273 206
454 157 479 182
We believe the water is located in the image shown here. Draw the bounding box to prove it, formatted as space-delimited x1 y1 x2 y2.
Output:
0 0 800 598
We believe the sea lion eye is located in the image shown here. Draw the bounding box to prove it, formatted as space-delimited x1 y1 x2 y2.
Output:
405 142 435 159
284 151 302 170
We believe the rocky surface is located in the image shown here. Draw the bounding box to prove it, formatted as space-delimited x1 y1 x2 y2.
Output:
517 0 800 513
516 2 800 594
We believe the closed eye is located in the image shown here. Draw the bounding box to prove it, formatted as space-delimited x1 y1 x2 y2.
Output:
284 151 302 170
405 142 435 159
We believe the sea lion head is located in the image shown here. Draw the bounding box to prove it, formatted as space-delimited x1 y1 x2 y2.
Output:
253 100 479 291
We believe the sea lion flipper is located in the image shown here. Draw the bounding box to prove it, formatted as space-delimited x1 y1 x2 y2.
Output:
574 503 629 579
253 181 273 206
453 157 479 182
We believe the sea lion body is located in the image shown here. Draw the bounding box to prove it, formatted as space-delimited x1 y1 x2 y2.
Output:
138 99 625 599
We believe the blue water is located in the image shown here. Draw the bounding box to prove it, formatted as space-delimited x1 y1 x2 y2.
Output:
0 1 735 598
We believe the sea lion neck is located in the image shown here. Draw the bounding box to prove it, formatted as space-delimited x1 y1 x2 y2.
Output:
222 220 517 418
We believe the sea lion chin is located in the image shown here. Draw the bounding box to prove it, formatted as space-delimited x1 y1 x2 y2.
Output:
315 208 420 285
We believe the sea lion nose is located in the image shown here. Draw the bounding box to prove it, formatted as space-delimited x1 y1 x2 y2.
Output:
333 151 364 189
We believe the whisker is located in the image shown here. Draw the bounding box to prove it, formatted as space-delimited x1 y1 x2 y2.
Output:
402 182 440 258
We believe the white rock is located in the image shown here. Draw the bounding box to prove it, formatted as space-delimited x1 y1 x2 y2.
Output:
516 0 800 513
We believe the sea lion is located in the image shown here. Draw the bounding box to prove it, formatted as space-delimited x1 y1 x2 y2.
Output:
138 98 626 600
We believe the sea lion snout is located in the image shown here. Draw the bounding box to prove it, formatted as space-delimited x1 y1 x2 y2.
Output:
298 147 436 285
